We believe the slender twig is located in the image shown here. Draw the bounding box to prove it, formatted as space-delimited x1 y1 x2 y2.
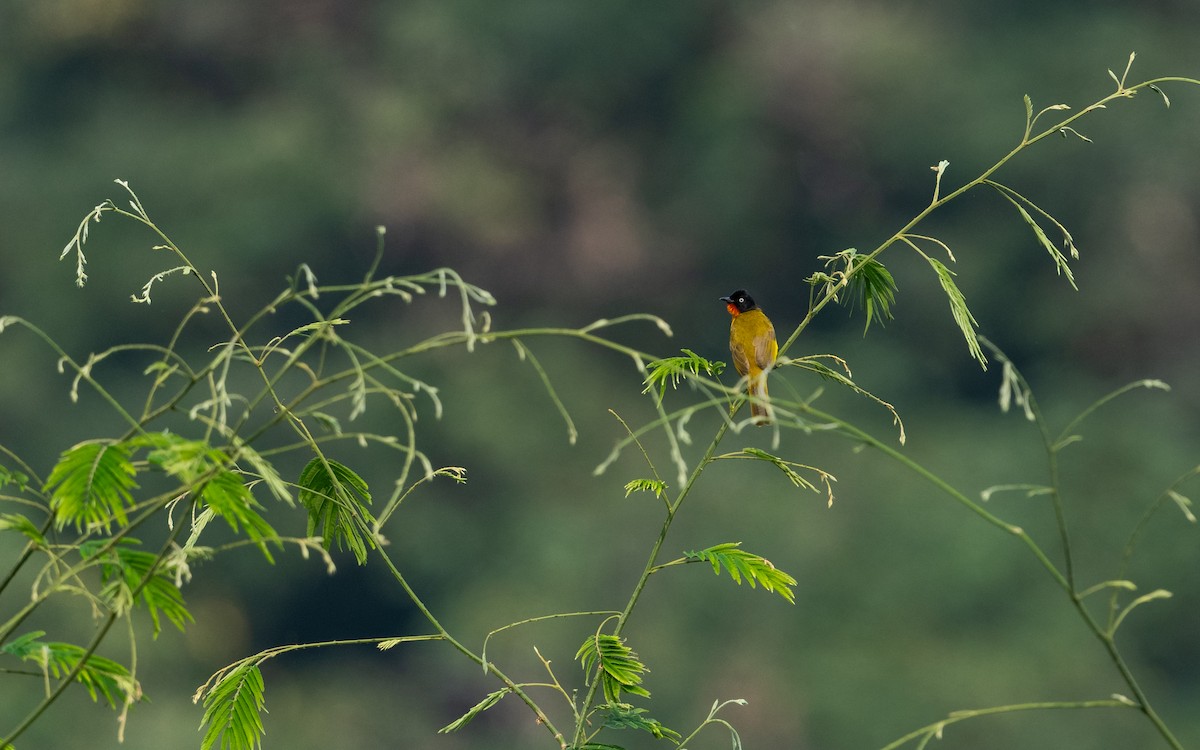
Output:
881 699 1135 750
1 500 193 748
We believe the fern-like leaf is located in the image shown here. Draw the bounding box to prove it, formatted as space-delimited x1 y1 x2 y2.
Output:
438 688 510 733
986 181 1078 285
643 349 724 397
576 633 650 704
684 542 797 604
724 448 837 507
624 478 667 500
45 440 138 531
198 471 278 558
598 702 682 741
199 662 267 750
925 257 986 369
80 538 193 637
139 433 279 559
0 512 46 545
2 632 140 709
297 457 375 565
236 442 293 506
790 357 906 445
810 248 898 333
848 254 897 333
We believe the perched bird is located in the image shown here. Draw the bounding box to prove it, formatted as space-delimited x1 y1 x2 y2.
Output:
720 289 778 424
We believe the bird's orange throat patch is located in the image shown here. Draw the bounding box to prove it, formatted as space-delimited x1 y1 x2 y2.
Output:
725 302 740 317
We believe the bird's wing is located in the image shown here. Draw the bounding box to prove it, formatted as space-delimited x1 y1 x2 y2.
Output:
730 340 752 378
755 324 778 370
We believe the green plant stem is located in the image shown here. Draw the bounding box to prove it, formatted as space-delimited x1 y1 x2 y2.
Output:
977 346 1183 747
0 318 145 434
0 478 194 644
1067 600 1184 750
569 413 733 748
880 699 1133 750
1015 375 1078 591
370 546 569 749
0 613 122 750
1110 465 1200 627
806 403 1070 591
0 515 53 602
1 504 191 749
779 76 1200 362
808 401 1182 749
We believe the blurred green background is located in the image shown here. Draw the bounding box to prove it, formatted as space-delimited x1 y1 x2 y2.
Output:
2 2 1199 748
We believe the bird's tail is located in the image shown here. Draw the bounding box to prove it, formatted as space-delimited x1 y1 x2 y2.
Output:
749 375 771 425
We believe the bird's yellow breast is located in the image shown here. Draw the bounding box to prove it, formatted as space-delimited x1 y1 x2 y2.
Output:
729 308 777 377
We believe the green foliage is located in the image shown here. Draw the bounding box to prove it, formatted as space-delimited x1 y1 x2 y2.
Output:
576 633 650 704
0 512 45 545
683 542 797 604
596 702 681 742
79 538 193 637
986 180 1078 288
623 478 667 500
4 53 1200 750
198 662 267 750
787 355 906 444
0 465 30 492
1 631 139 709
45 440 138 532
297 457 375 565
853 256 898 333
924 256 986 368
679 698 747 749
138 433 279 559
725 447 838 506
812 249 899 334
642 348 725 398
438 688 511 734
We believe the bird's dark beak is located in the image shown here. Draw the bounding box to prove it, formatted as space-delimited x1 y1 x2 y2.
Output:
719 296 732 304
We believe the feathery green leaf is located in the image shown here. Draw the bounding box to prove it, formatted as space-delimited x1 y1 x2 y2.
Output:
684 542 797 604
598 702 682 741
45 440 138 532
199 663 267 750
924 257 986 369
643 349 724 397
137 433 279 560
986 182 1078 286
3 632 139 709
80 538 194 636
810 248 897 333
849 256 897 334
788 356 906 445
297 457 375 565
438 689 511 733
0 512 45 545
624 478 667 500
576 633 650 704
727 448 837 506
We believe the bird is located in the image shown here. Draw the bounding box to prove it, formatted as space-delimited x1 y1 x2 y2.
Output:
720 289 778 424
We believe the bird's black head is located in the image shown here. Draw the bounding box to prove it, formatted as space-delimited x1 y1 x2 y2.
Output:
720 289 757 314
